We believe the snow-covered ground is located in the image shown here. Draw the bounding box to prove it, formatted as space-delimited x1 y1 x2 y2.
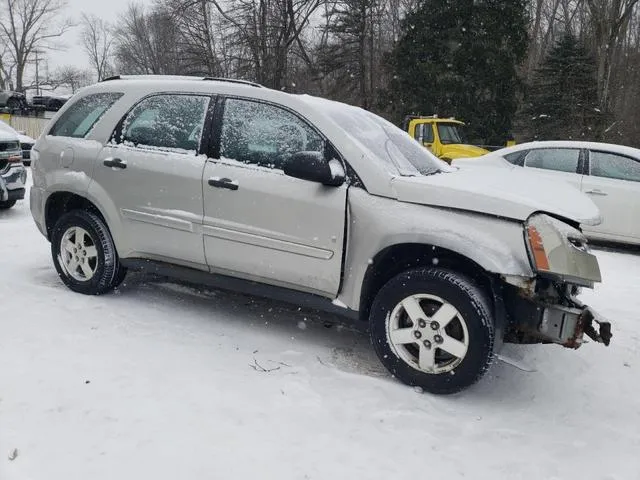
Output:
1 177 639 480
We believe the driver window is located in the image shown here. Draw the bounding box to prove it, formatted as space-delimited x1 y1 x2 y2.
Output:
220 98 324 169
415 123 434 143
590 151 640 182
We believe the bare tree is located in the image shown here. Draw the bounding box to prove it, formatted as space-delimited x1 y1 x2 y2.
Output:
161 0 219 75
586 0 640 109
0 0 72 92
49 64 91 92
0 43 16 89
113 3 183 75
80 13 114 81
207 0 323 89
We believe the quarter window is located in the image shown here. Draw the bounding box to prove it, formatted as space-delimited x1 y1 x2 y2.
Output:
590 151 640 182
119 94 210 153
524 148 580 173
504 150 528 166
220 98 324 169
49 93 122 138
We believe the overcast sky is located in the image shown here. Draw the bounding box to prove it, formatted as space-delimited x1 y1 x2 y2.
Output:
45 0 151 77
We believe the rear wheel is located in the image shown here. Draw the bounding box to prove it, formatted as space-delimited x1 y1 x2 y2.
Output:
51 210 126 295
370 268 495 394
0 200 16 209
6 97 20 110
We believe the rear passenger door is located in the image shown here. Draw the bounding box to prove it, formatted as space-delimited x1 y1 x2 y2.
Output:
202 97 348 297
91 93 212 267
521 148 584 190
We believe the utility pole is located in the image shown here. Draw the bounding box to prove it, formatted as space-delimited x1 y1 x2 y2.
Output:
35 50 40 96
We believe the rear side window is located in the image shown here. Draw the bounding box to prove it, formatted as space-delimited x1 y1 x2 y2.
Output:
117 94 210 154
524 148 580 173
49 93 122 138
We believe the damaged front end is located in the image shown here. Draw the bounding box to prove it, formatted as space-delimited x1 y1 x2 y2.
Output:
503 283 612 348
500 213 612 349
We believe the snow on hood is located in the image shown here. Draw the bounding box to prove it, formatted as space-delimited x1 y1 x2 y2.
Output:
391 167 602 226
16 132 35 144
0 120 34 144
0 130 18 142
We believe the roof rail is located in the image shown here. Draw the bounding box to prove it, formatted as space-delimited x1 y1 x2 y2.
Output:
203 77 263 88
100 75 263 88
101 75 207 82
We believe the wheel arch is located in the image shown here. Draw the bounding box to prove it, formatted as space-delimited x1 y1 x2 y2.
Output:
358 243 495 323
45 191 108 240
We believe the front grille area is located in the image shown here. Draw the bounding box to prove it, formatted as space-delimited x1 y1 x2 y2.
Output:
21 143 33 160
0 141 20 152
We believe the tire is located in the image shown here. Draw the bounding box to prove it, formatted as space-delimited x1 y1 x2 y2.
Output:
370 268 495 394
0 200 16 209
51 209 126 295
6 97 20 110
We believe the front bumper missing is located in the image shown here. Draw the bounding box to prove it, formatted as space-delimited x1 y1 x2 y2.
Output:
506 294 612 348
538 303 612 348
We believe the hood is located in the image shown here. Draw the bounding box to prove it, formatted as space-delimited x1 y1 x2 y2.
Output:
391 167 602 226
440 144 489 159
17 132 35 145
0 130 18 142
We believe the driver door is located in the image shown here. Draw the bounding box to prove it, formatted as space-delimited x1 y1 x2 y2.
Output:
202 98 348 297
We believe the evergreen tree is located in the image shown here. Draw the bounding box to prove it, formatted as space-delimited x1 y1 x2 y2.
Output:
386 0 528 145
523 34 604 141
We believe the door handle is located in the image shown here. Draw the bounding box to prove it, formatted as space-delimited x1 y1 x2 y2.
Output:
208 177 239 190
585 189 607 196
103 158 127 169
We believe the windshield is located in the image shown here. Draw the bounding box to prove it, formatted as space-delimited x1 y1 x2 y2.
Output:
322 102 445 176
437 123 467 144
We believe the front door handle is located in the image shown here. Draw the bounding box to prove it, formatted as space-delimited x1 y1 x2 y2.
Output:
103 158 127 169
585 189 607 196
208 177 239 191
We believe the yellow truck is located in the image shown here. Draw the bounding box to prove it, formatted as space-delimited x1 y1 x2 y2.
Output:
403 115 513 163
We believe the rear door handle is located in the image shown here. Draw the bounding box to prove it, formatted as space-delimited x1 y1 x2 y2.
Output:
103 158 127 169
585 189 607 196
208 177 238 191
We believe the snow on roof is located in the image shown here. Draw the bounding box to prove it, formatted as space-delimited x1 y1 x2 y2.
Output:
494 140 640 159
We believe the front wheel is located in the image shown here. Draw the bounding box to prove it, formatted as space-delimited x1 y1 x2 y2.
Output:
370 268 495 394
51 209 127 295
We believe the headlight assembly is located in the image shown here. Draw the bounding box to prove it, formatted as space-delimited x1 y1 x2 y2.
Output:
525 214 601 286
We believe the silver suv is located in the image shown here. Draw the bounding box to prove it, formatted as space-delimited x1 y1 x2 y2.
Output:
30 76 612 394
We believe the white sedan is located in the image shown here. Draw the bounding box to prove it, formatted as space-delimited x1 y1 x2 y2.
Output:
452 141 640 246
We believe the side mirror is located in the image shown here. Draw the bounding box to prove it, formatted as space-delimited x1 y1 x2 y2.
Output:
283 151 345 186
